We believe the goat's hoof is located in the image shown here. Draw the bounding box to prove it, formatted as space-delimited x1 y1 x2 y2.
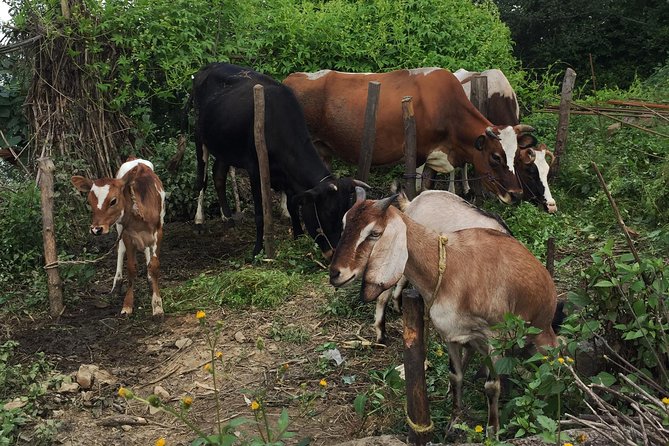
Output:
152 308 165 319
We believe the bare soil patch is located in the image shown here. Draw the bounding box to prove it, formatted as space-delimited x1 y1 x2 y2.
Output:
4 217 408 445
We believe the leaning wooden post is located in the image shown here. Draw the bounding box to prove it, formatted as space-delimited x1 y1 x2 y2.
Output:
551 68 577 179
402 96 418 200
37 157 64 318
253 84 275 259
469 76 489 199
402 288 431 445
356 81 381 182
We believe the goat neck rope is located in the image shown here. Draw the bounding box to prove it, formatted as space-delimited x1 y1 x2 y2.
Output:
429 234 448 308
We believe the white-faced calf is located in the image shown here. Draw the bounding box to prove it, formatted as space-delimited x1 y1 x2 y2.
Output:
71 157 166 317
329 187 558 437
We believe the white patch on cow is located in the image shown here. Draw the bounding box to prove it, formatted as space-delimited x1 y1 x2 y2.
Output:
144 247 151 267
425 149 455 173
279 192 290 219
498 127 517 174
195 189 205 225
534 150 557 212
453 68 473 81
112 231 125 292
408 67 440 76
116 158 154 179
304 69 332 80
355 222 376 250
91 184 110 210
483 69 514 99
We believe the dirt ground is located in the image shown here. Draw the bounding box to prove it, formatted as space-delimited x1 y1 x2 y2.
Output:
4 216 412 446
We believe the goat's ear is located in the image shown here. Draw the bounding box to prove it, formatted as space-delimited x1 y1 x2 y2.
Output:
474 135 486 151
71 176 93 192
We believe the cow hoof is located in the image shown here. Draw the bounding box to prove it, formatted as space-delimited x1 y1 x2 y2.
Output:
194 224 205 235
120 307 133 316
152 308 165 319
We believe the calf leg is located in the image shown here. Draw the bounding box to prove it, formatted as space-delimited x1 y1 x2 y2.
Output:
285 191 305 238
147 228 163 317
121 235 137 315
111 224 125 292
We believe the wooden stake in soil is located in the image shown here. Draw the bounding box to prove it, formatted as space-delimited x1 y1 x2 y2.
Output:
357 81 381 183
551 68 577 179
402 96 418 200
402 288 432 446
37 157 64 317
253 84 274 259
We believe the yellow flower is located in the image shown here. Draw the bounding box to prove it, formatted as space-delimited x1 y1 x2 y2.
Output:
251 400 260 411
567 356 575 363
196 310 206 319
474 425 484 433
435 347 444 357
557 357 565 364
216 351 223 359
204 363 212 373
182 396 193 409
542 355 549 361
118 387 134 399
155 438 166 446
662 397 669 405
319 378 328 387
563 443 574 446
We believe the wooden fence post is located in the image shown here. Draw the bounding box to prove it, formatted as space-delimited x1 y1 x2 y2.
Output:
551 68 577 179
253 84 275 259
468 75 489 199
402 96 418 200
357 81 381 182
402 288 432 445
38 157 64 317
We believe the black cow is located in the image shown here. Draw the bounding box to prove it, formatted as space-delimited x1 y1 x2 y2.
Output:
191 62 366 258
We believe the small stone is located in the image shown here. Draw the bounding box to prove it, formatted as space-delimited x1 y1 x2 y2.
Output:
58 382 81 393
149 405 160 415
153 385 170 401
234 331 246 343
77 367 95 389
121 425 132 432
52 410 65 418
175 338 193 350
3 399 27 410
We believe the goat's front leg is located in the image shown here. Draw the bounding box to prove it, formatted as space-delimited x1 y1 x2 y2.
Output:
121 235 137 316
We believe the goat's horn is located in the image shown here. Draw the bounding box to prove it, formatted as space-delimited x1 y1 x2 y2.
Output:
514 124 535 134
485 126 501 140
374 194 398 211
353 179 371 189
355 186 367 203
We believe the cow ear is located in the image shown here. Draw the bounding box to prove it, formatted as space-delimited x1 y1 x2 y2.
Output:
71 176 93 192
519 148 536 164
474 135 486 151
517 133 538 148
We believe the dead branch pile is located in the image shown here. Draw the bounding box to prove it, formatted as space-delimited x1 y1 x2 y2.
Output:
25 1 139 177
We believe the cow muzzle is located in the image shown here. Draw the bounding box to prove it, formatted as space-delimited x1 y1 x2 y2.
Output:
90 225 109 236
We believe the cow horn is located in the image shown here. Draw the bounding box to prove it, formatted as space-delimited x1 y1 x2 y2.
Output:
353 179 371 189
374 194 398 211
545 149 556 166
514 124 535 134
485 126 501 140
355 186 367 203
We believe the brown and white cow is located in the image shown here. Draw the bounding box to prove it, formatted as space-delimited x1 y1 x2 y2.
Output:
329 187 558 437
454 68 557 213
283 68 531 205
71 157 166 317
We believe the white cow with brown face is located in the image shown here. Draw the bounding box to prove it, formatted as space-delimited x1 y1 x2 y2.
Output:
329 187 558 438
71 157 166 317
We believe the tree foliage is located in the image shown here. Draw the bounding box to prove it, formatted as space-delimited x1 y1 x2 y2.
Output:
494 0 669 88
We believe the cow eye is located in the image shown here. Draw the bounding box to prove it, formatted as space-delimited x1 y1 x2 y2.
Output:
109 197 117 207
491 153 502 165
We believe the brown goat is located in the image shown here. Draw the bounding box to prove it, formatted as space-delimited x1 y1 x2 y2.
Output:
329 187 558 437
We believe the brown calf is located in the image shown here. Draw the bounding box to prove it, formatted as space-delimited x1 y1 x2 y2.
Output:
71 157 165 317
329 187 557 437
